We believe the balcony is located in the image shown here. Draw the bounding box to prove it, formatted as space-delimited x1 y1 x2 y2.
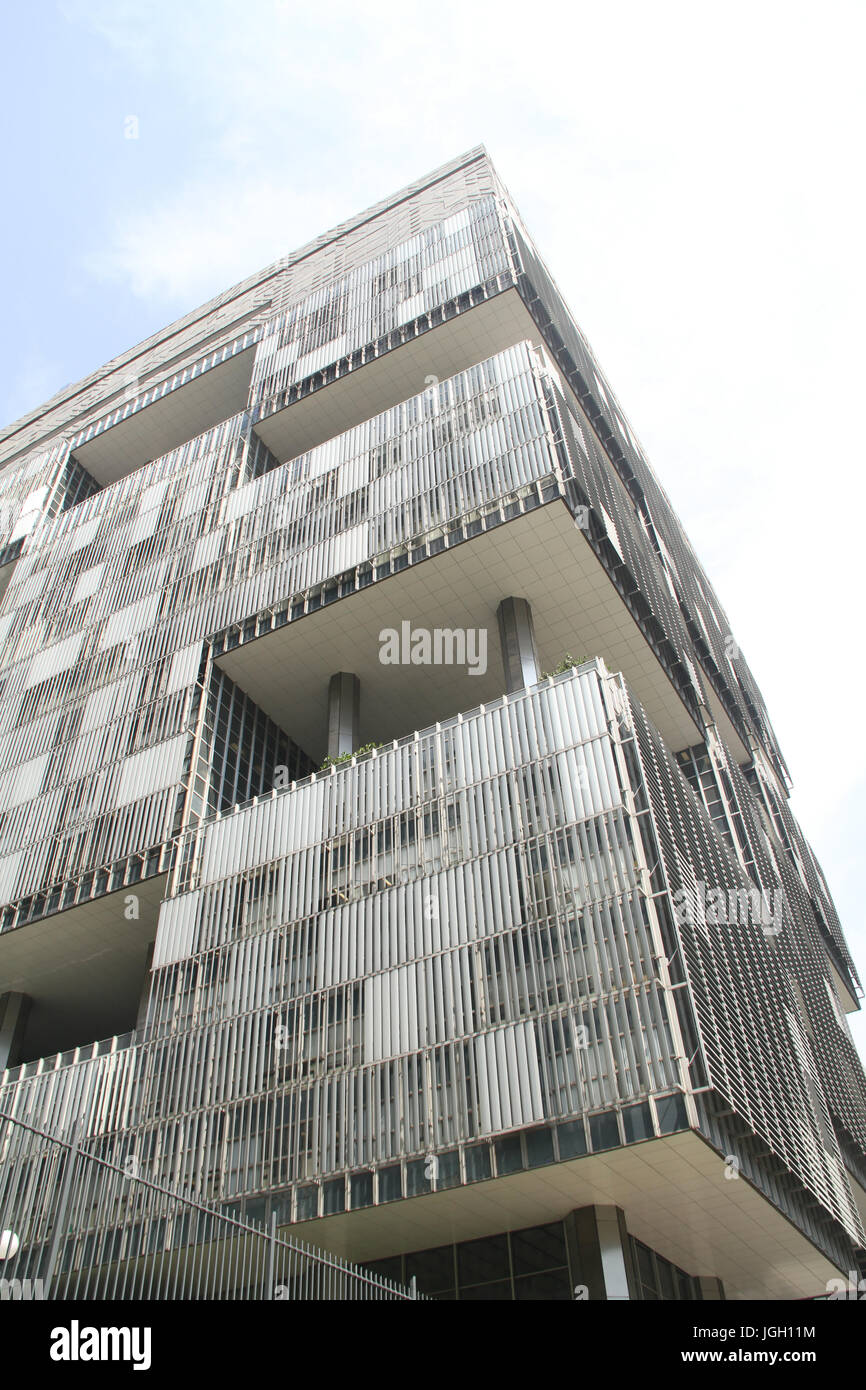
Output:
0 874 165 1065
68 330 261 487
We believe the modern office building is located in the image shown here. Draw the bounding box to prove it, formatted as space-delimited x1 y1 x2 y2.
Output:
1 148 864 1301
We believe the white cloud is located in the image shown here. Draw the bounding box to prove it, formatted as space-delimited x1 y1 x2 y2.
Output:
83 178 345 302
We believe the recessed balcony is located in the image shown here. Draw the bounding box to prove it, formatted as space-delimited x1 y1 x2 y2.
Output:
251 285 543 465
215 493 706 766
68 335 259 487
0 875 164 1065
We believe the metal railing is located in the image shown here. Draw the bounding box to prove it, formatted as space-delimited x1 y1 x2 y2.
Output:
0 1111 418 1301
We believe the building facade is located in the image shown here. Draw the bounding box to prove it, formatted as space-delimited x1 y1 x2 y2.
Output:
0 149 864 1300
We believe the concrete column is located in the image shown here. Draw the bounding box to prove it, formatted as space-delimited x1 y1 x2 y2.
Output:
135 942 155 1034
566 1205 635 1300
0 991 32 1071
327 672 360 761
497 597 540 693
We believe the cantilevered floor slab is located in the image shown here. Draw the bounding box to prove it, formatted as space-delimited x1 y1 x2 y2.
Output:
216 498 708 765
290 1129 845 1301
253 287 542 465
0 875 165 1064
71 348 256 486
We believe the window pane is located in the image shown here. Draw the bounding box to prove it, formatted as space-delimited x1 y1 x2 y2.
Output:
658 1258 676 1300
406 1244 455 1294
557 1119 587 1159
589 1110 620 1151
405 1159 429 1196
322 1179 345 1215
350 1171 373 1209
525 1127 555 1167
514 1269 571 1300
296 1185 318 1220
656 1092 688 1134
634 1241 656 1292
436 1150 460 1190
460 1278 512 1300
623 1101 653 1143
377 1165 402 1202
458 1234 509 1287
365 1256 403 1282
510 1222 567 1275
464 1145 491 1183
494 1132 524 1174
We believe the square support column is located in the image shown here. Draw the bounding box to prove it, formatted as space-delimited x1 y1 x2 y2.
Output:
327 672 360 761
0 992 31 1072
497 596 540 693
135 942 156 1033
566 1205 636 1300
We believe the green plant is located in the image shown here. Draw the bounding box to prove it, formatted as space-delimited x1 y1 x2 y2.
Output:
319 741 383 772
540 652 590 680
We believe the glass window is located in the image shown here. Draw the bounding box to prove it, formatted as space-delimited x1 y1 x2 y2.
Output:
350 1172 373 1209
525 1127 555 1167
270 1194 292 1226
510 1222 567 1276
464 1145 491 1183
460 1279 512 1300
589 1110 620 1152
406 1244 455 1295
556 1118 587 1159
405 1159 429 1197
623 1101 653 1143
322 1178 345 1215
364 1255 403 1283
377 1164 402 1203
436 1150 460 1190
458 1234 509 1288
634 1240 658 1298
295 1185 318 1220
658 1258 676 1300
494 1132 524 1175
514 1269 571 1300
655 1092 688 1134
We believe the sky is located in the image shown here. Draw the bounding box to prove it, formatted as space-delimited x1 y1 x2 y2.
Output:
0 1 864 1046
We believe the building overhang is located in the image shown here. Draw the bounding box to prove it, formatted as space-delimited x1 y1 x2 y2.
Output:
216 498 704 764
289 1129 845 1300
69 348 256 487
0 876 165 1064
0 554 17 607
828 957 860 1016
252 288 543 465
698 665 752 766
